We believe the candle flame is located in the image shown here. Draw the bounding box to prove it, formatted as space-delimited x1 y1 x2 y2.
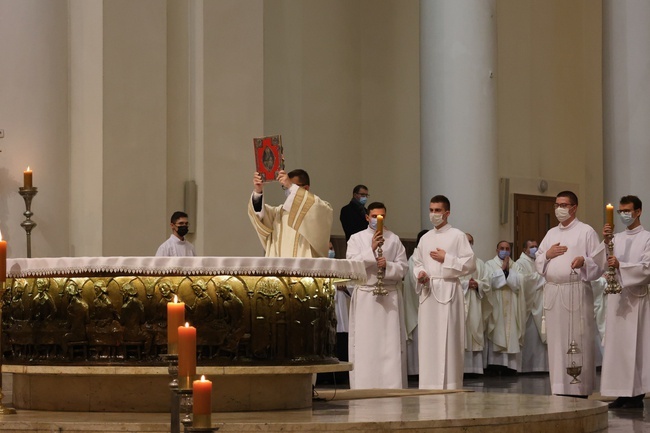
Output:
174 295 178 303
0 228 3 241
201 375 206 381
185 322 190 327
26 166 31 171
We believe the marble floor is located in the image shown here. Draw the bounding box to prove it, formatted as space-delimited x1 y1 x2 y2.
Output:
1 371 648 432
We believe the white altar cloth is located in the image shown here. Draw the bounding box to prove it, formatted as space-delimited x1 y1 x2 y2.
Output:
7 256 367 282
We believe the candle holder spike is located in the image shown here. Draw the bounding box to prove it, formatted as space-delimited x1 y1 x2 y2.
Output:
18 187 38 258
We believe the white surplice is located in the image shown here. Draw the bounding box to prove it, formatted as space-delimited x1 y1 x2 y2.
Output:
484 256 525 371
514 252 549 372
593 225 650 397
535 218 603 396
412 224 476 389
155 234 195 257
460 258 491 374
248 184 333 258
347 227 408 389
402 256 420 375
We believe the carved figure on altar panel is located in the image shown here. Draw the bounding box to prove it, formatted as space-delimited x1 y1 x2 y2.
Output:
288 278 312 360
62 280 89 353
88 280 123 358
252 278 283 359
120 282 152 355
32 278 57 322
217 283 245 356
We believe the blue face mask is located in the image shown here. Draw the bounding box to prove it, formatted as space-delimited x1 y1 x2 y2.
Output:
619 212 635 227
528 247 538 258
498 250 510 260
368 217 377 231
328 250 336 259
359 196 368 206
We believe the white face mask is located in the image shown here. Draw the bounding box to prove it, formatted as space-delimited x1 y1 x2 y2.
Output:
430 212 444 227
619 212 635 227
555 207 571 223
368 217 378 231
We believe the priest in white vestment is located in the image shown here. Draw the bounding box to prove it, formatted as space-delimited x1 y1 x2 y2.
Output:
413 195 476 390
594 195 650 409
514 240 549 373
248 170 333 258
535 191 603 397
484 241 525 371
460 233 491 374
347 202 408 389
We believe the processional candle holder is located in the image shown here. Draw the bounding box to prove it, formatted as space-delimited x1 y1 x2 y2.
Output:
18 187 38 258
162 353 182 433
0 282 17 414
566 270 583 384
373 241 388 296
604 238 622 295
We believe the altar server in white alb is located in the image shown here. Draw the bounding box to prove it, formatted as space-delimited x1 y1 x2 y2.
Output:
413 195 476 389
460 233 491 374
484 241 525 372
248 169 333 258
155 211 196 257
595 195 650 409
514 240 549 373
535 191 603 397
347 202 408 389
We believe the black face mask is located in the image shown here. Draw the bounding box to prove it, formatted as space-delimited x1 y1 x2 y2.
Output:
177 226 189 238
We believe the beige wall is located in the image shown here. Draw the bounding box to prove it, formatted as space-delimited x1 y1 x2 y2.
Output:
496 0 603 247
0 0 606 260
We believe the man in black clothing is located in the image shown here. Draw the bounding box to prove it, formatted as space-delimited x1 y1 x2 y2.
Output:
339 185 369 240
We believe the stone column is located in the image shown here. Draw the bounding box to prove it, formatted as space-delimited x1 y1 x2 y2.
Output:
603 1 650 207
420 0 498 257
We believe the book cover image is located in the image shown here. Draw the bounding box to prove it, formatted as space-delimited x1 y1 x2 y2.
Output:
253 135 284 182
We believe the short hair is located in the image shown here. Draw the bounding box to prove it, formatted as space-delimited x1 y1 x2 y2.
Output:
522 239 536 249
557 191 578 206
620 195 642 210
353 184 368 194
496 240 511 249
171 211 188 224
416 229 429 246
288 169 310 186
367 202 386 212
430 195 450 211
466 233 474 245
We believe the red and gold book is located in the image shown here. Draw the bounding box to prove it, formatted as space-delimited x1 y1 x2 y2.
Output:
253 135 284 182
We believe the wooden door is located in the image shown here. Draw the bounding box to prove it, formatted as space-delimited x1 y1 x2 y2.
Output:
514 194 556 258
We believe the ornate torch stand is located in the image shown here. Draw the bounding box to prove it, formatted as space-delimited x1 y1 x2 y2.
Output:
373 241 388 296
566 270 583 384
604 237 622 295
0 282 17 414
18 187 38 258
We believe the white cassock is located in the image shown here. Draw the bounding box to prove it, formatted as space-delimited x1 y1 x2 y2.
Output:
535 218 603 396
412 224 476 389
514 252 549 373
484 256 525 371
460 258 491 374
248 184 333 258
590 276 607 365
593 225 650 397
402 256 420 375
155 235 195 257
347 227 408 389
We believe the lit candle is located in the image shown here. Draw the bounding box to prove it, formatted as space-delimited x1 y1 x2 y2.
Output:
192 375 212 428
376 215 383 234
606 203 614 229
177 322 196 390
167 295 185 355
23 167 33 189
0 230 6 284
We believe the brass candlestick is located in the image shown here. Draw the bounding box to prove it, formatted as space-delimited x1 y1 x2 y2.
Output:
18 187 38 258
604 237 622 295
0 281 17 414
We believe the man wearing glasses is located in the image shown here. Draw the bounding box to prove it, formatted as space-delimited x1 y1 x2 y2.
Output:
340 185 370 241
155 211 196 257
595 195 650 409
535 191 602 398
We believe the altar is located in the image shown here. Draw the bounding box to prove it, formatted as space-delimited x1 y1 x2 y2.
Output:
2 256 365 412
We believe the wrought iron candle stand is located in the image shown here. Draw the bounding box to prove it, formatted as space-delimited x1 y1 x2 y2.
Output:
18 187 38 258
604 237 622 295
0 282 17 414
163 354 218 433
373 241 388 296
